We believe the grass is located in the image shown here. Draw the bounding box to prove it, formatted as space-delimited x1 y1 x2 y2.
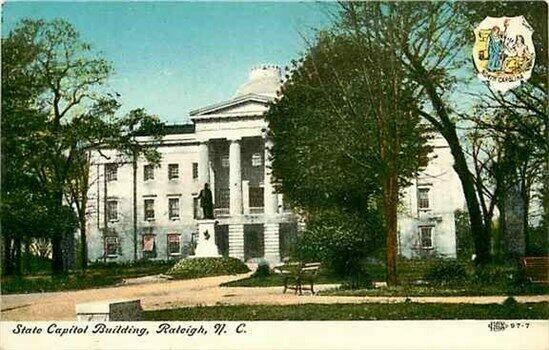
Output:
221 272 344 287
224 260 549 297
144 302 549 321
222 260 430 288
320 284 549 297
1 260 176 294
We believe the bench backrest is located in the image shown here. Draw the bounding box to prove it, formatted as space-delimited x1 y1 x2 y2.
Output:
274 262 321 275
521 257 549 283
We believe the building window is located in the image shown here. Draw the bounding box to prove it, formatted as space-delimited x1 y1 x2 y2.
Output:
221 155 229 168
105 236 119 257
417 188 430 209
169 198 180 220
106 200 118 221
251 153 262 167
167 234 181 256
142 234 156 259
144 199 155 220
144 164 154 181
420 226 434 249
105 163 118 181
168 164 179 180
192 163 198 179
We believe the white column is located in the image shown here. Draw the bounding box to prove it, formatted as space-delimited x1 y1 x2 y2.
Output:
228 224 244 260
264 223 280 263
198 141 210 187
229 138 243 216
263 138 278 216
242 180 250 215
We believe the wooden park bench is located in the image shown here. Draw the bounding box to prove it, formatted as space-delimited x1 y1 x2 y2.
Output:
521 257 549 284
273 262 322 295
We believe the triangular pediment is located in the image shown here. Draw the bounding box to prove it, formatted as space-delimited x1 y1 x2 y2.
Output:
190 93 273 117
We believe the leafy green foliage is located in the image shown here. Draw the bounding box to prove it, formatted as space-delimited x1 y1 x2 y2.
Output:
166 257 250 280
252 263 271 278
266 32 432 215
1 18 165 274
472 264 526 288
424 260 468 285
1 260 175 294
293 209 383 288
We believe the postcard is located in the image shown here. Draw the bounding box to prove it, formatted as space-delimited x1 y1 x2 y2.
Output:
1 1 547 349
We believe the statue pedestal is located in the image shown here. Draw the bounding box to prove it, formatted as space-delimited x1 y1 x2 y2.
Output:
190 219 221 258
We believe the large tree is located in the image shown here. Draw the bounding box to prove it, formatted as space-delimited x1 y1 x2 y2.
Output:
338 2 495 264
2 19 164 274
337 2 547 264
266 32 431 285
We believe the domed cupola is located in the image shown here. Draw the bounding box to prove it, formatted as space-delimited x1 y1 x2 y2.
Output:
233 65 282 98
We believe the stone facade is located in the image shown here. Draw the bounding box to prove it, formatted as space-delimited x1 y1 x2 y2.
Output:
85 65 464 264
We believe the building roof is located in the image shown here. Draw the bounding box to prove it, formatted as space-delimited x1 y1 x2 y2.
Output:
162 123 195 135
134 123 195 136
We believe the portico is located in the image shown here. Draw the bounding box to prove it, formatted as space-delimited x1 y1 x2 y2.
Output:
189 65 289 263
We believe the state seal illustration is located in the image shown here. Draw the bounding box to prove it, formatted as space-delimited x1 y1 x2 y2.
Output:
473 16 535 92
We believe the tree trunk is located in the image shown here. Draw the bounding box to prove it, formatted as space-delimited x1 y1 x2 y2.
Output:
409 60 492 265
3 235 14 276
51 191 66 275
133 152 138 261
521 177 531 255
384 172 399 286
446 127 491 265
80 218 88 270
13 236 22 276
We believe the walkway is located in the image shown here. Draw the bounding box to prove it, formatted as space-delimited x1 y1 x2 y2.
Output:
2 273 548 321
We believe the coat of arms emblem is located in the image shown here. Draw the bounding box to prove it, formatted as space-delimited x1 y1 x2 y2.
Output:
473 16 535 92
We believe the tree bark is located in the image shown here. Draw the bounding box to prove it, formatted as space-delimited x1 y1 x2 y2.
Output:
448 132 491 265
406 54 492 265
13 236 22 276
3 235 14 276
80 218 88 270
51 191 66 275
384 172 399 286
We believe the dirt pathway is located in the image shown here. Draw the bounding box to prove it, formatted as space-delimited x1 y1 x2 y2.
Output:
2 273 548 321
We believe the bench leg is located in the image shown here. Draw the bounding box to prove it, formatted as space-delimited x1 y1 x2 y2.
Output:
311 283 315 295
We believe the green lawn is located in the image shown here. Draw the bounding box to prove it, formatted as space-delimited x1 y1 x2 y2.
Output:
144 302 549 321
1 260 175 294
320 284 549 297
221 273 344 287
222 260 435 288
223 260 549 297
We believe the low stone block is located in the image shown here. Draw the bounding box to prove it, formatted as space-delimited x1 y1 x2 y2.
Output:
75 299 142 321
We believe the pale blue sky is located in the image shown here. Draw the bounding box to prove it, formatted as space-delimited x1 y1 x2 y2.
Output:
3 2 335 124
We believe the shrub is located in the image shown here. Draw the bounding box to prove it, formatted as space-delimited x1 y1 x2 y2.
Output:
503 296 518 308
166 257 250 280
472 264 525 287
252 262 271 278
294 208 383 289
424 260 468 285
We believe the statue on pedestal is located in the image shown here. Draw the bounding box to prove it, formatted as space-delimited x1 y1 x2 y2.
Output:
197 183 214 219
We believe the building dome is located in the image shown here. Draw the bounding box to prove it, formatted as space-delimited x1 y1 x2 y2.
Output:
234 65 282 98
